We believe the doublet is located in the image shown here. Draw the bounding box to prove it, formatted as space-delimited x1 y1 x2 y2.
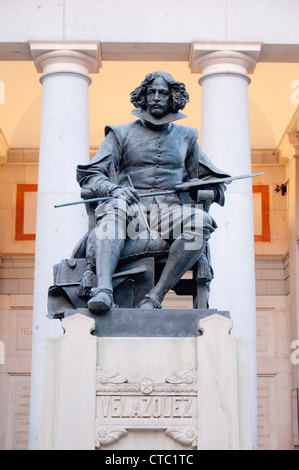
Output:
108 120 199 192
77 117 229 208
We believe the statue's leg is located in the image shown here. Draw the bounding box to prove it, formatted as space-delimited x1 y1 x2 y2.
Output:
88 199 127 312
139 206 216 308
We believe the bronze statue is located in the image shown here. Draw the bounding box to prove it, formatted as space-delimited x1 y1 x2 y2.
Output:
76 71 229 313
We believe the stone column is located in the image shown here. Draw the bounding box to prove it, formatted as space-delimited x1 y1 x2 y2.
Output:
286 136 299 398
189 43 261 449
28 43 100 450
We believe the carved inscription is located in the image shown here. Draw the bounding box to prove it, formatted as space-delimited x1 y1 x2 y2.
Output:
95 367 198 448
257 375 278 450
15 312 33 351
99 395 195 419
7 376 31 450
292 389 299 446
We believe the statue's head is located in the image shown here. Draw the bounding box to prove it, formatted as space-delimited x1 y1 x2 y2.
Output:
130 71 189 119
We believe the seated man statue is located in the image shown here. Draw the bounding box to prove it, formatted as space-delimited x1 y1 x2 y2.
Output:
76 71 229 312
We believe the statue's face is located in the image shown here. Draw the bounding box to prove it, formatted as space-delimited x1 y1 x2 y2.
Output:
146 77 171 118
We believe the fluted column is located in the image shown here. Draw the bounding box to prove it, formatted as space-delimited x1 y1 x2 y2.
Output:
190 43 261 449
29 43 100 449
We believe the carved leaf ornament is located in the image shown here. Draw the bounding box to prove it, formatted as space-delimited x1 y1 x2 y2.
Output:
96 367 128 387
165 426 197 448
165 368 197 385
95 427 128 448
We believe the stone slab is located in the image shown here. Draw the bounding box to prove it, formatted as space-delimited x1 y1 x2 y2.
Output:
67 308 230 338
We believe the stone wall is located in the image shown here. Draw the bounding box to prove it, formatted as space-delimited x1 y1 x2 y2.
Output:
0 254 34 450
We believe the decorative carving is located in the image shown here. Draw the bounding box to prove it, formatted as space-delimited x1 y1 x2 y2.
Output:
96 367 128 390
95 426 128 449
95 424 198 449
166 368 197 385
165 426 197 448
96 367 197 395
139 377 154 395
95 366 199 448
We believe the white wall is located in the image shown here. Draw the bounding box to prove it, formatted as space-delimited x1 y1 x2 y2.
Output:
0 1 299 61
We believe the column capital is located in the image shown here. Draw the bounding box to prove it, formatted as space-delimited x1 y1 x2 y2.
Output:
30 41 101 83
287 132 299 157
189 42 261 84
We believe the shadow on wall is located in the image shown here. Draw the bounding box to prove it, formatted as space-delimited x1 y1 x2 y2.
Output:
10 95 42 148
248 98 277 149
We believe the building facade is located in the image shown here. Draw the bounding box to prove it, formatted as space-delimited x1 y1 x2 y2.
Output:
0 0 299 450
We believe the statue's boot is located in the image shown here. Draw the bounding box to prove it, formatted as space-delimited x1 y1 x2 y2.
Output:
88 287 114 312
88 201 126 313
138 237 205 309
87 235 125 312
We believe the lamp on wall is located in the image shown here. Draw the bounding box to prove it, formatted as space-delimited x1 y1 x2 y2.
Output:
274 183 287 196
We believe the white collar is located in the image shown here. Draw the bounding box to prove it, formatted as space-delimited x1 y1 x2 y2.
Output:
131 109 187 127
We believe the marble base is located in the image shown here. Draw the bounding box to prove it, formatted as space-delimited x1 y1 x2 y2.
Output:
40 309 252 450
69 307 230 337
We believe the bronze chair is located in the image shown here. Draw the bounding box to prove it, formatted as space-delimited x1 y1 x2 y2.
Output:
48 189 215 318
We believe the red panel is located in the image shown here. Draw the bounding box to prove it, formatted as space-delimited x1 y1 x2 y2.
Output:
15 184 38 241
253 185 270 242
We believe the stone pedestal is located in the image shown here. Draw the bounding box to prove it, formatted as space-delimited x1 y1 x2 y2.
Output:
41 314 97 450
40 309 252 450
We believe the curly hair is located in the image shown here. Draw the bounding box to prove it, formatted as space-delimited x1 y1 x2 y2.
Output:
130 71 189 113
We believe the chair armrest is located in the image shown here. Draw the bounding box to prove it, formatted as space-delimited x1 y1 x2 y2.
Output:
196 189 215 212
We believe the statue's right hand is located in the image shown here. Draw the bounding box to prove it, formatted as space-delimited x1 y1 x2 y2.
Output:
111 187 140 205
